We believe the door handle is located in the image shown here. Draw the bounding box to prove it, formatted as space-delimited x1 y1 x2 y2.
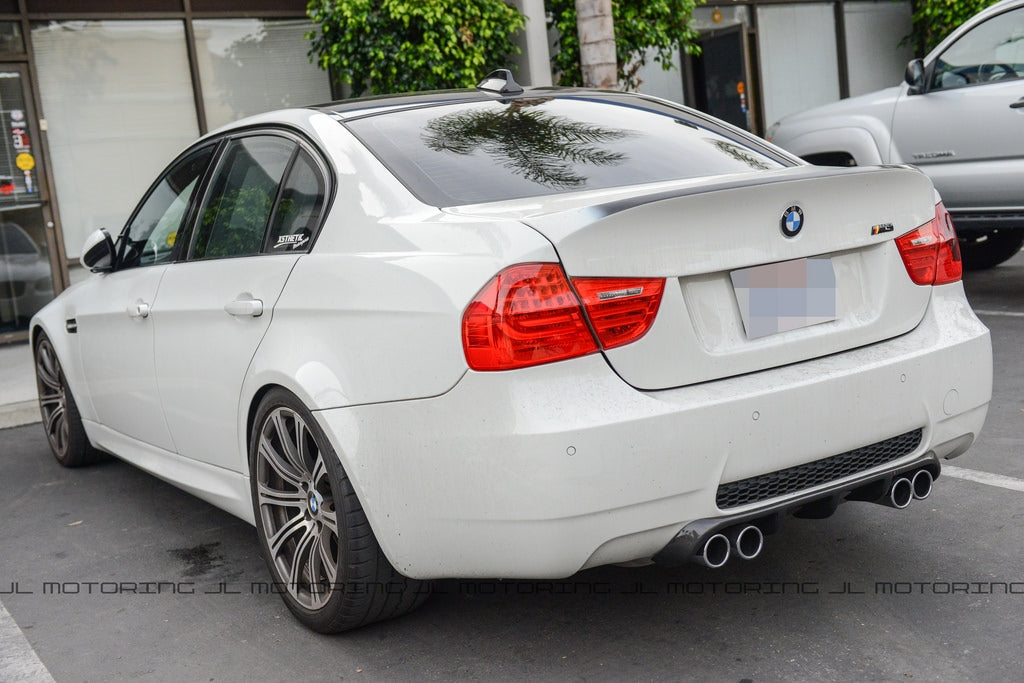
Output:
127 300 151 318
224 297 264 317
1010 99 1024 109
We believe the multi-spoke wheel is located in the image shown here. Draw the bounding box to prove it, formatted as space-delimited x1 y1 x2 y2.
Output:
34 332 98 467
250 389 429 632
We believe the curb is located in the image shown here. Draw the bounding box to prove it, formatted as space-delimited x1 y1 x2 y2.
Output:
0 400 40 430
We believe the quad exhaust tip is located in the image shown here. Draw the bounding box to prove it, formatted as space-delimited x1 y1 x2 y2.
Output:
728 524 764 561
912 469 933 500
697 524 764 567
889 477 913 509
698 533 731 568
882 469 934 508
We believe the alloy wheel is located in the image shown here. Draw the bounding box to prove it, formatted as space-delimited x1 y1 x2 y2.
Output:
35 338 69 458
255 406 340 611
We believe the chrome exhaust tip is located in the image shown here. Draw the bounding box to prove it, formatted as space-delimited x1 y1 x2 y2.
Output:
698 533 731 568
728 524 764 561
889 477 913 509
911 469 934 500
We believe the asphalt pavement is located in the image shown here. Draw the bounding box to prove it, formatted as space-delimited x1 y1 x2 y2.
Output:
1 249 1022 681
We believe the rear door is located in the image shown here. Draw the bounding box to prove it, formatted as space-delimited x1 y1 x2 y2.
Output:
153 131 328 472
891 5 1024 211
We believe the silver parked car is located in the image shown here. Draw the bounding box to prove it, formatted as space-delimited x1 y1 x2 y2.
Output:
768 0 1024 269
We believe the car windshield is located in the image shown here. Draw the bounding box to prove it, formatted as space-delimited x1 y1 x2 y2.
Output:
344 96 787 206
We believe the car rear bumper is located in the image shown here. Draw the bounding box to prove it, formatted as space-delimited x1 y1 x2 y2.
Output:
316 283 991 580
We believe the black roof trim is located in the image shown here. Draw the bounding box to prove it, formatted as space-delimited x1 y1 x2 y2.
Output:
310 86 661 120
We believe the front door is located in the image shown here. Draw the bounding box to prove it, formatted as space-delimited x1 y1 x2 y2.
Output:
77 143 216 450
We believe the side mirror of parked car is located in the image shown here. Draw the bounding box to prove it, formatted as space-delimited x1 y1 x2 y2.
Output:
80 228 116 272
905 59 926 94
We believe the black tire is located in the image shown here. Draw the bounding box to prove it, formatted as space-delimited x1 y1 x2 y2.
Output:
959 229 1024 270
249 388 429 633
33 332 101 468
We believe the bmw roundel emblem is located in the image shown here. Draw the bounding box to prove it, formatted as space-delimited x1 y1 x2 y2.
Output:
781 206 804 237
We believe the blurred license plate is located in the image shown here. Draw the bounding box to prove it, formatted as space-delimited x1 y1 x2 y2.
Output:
730 258 836 339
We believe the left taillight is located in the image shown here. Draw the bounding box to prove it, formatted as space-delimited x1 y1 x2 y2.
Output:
896 202 962 286
462 263 665 371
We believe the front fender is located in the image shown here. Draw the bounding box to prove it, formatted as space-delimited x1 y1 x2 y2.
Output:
29 285 96 422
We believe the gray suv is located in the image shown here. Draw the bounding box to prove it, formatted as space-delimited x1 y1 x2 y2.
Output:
768 0 1024 269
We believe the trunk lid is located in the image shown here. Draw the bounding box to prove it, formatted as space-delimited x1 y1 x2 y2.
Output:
455 165 938 390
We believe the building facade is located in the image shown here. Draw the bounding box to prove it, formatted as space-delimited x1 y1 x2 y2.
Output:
0 0 912 344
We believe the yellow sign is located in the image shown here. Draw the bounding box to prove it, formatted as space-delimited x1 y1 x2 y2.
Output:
16 153 34 171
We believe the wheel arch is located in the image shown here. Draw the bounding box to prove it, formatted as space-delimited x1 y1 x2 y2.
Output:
29 305 97 423
780 124 888 167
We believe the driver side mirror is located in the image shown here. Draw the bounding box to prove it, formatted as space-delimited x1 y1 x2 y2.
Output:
905 59 926 94
80 228 116 273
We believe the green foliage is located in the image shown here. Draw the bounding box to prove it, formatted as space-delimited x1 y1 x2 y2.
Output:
906 0 1001 56
547 0 704 90
306 0 526 97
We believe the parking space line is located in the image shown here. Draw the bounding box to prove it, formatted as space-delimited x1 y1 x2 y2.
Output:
943 465 1024 493
0 598 54 682
973 309 1024 318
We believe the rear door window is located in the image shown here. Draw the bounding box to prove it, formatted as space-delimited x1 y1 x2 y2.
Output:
190 135 295 260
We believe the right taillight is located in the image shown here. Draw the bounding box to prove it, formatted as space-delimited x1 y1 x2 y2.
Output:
896 202 962 286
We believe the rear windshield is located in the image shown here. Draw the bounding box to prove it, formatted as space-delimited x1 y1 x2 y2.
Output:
344 96 787 206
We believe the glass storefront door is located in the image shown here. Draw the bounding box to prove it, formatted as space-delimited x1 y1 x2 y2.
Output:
0 64 56 342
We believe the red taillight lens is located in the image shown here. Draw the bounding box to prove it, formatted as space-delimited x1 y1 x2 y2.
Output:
571 277 665 349
462 263 599 371
896 202 962 286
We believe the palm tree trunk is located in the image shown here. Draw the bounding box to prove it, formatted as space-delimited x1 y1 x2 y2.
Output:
574 0 617 88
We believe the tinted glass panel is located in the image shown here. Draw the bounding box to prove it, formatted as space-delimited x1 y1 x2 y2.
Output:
931 7 1024 90
191 136 295 260
122 145 215 268
346 97 785 206
265 149 325 253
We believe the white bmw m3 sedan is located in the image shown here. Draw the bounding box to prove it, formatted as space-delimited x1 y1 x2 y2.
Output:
31 71 992 632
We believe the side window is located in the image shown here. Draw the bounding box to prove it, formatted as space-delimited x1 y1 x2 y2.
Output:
191 135 295 260
931 8 1024 90
265 149 326 254
121 145 215 268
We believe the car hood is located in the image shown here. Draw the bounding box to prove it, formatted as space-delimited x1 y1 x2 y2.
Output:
777 86 902 127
